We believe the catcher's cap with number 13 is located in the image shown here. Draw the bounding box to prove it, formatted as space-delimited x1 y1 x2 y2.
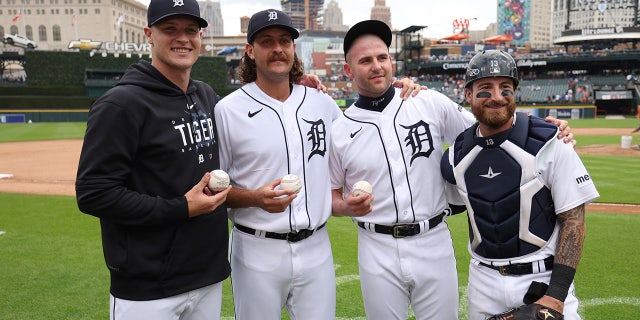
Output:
465 50 519 89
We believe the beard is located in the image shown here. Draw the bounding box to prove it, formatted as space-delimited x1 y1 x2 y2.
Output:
471 99 517 129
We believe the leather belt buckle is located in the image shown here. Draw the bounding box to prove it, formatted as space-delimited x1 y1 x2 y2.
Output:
285 223 324 242
285 232 297 242
286 230 306 243
498 265 509 276
392 224 418 238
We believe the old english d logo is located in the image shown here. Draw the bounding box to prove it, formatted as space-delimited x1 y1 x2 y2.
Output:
401 120 434 165
304 118 326 161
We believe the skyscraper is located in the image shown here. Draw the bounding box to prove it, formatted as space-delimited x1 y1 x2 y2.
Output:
281 0 325 30
370 0 391 29
497 0 529 46
529 0 552 49
199 0 224 37
322 0 348 31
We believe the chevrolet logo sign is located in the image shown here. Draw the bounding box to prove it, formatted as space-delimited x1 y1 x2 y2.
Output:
68 39 102 51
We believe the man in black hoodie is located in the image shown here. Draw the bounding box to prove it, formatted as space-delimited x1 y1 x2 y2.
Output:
75 0 231 319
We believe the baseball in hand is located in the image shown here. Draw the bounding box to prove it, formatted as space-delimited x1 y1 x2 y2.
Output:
352 180 372 197
208 169 230 192
280 174 302 194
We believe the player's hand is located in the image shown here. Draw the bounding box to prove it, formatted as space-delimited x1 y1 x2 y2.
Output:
254 179 297 213
345 192 374 216
185 172 231 218
393 77 427 100
298 74 327 93
534 295 565 316
486 303 563 320
545 116 576 146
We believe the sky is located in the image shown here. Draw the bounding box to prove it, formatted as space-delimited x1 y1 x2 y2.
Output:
137 0 498 40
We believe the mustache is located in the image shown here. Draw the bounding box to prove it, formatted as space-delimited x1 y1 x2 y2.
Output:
482 101 508 108
269 53 290 62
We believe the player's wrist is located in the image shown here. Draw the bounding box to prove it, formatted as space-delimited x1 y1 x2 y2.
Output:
546 263 576 302
538 296 564 314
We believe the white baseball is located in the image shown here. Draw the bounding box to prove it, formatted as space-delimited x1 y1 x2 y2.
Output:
208 169 230 192
352 180 372 197
280 174 302 194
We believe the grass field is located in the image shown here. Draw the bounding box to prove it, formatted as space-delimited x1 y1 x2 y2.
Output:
0 118 639 319
0 194 639 320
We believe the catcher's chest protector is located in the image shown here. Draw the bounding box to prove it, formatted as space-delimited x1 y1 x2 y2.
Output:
449 113 558 259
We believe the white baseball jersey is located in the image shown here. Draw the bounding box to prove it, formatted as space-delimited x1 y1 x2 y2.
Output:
443 113 600 266
330 87 476 320
215 82 341 232
441 113 599 320
330 88 476 225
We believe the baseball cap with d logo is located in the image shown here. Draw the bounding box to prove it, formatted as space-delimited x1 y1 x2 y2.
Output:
246 9 299 43
147 0 208 28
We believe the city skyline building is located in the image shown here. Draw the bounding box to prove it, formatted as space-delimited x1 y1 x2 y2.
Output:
280 0 324 31
10 0 635 56
497 0 530 47
1 0 147 51
370 0 391 29
529 0 552 49
552 0 640 48
321 0 348 32
199 0 224 37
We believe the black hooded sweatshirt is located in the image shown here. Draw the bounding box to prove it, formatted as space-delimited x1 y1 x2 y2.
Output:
76 60 230 300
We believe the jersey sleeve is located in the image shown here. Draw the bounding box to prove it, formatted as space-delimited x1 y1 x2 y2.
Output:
330 98 342 122
329 118 346 191
214 97 232 173
538 139 600 214
431 91 476 144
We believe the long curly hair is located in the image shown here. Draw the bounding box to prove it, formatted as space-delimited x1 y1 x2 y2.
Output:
238 51 304 84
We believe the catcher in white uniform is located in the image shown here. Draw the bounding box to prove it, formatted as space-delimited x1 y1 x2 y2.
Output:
329 20 477 320
215 10 421 320
440 50 600 320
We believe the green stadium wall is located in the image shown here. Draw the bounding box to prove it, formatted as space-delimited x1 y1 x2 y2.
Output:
0 51 234 122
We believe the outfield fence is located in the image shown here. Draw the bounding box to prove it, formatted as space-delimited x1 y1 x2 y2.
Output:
0 109 89 122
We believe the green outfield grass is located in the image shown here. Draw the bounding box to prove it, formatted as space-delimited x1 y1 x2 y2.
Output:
0 119 638 319
0 117 640 143
0 122 86 142
0 117 637 142
567 116 639 129
581 155 639 204
0 193 639 320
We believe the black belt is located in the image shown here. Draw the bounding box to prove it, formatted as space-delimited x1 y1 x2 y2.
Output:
479 256 555 276
357 212 446 238
234 223 326 243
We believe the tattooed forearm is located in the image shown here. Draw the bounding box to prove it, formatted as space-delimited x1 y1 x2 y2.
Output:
555 204 586 268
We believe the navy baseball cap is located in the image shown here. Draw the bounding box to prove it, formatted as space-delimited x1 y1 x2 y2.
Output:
344 20 392 57
147 0 208 29
247 9 299 43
